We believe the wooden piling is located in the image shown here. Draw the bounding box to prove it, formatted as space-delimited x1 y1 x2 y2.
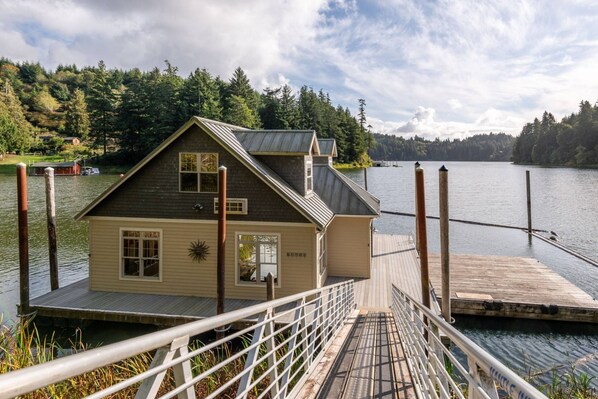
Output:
17 163 30 316
266 272 275 301
415 167 430 310
439 166 450 322
526 170 532 234
364 167 368 191
217 166 227 316
414 161 420 252
45 167 59 291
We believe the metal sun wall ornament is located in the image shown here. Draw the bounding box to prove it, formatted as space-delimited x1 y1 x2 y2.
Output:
188 240 210 263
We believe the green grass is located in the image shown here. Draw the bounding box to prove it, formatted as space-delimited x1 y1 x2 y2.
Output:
0 154 65 175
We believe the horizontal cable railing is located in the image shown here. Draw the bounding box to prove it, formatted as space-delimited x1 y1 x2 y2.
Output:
0 280 355 399
391 284 548 399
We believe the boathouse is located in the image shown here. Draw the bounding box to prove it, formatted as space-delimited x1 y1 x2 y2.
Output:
75 117 380 301
29 160 80 176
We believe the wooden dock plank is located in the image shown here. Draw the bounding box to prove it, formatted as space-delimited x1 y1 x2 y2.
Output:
428 253 598 322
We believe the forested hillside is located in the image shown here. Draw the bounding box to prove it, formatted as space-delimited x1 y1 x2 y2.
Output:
370 132 514 161
512 101 598 166
0 58 368 164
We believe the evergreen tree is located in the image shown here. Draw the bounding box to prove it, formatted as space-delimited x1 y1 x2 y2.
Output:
226 95 257 128
0 80 32 154
180 68 222 121
87 61 118 154
64 89 90 139
226 67 260 126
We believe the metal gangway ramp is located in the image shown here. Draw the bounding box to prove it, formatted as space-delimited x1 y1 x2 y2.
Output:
0 278 548 399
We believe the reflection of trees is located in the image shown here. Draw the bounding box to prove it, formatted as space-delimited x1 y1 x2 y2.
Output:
239 243 256 281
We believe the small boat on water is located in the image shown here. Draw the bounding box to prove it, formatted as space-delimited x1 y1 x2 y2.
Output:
81 166 100 176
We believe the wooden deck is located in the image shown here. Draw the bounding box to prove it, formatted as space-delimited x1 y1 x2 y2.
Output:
327 234 422 309
428 253 598 323
29 278 278 326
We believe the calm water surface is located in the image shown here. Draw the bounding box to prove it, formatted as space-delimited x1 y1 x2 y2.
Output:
0 162 597 381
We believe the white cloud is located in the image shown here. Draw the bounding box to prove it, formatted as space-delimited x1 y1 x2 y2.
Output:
448 99 463 110
1 0 598 139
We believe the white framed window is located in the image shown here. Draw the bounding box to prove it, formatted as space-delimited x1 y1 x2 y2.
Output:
179 152 218 192
214 198 248 215
236 233 280 286
120 228 162 281
318 232 327 275
306 159 313 193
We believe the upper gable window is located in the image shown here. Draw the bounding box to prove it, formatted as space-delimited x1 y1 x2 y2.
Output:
179 153 218 193
306 159 313 193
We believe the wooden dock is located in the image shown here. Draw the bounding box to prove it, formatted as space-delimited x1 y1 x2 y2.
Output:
28 278 285 326
327 234 422 309
428 253 598 323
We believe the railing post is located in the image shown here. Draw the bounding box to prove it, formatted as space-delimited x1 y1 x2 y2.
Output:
237 310 271 398
136 335 195 399
280 299 305 397
468 356 500 399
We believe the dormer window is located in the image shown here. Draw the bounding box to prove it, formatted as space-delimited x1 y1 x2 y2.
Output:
179 153 218 193
306 159 313 193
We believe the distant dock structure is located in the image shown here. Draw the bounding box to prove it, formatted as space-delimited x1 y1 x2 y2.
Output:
372 160 402 167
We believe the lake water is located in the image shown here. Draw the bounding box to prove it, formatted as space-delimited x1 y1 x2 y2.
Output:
0 162 597 381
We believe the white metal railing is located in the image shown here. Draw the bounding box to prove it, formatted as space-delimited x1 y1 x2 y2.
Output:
391 284 548 399
0 280 354 399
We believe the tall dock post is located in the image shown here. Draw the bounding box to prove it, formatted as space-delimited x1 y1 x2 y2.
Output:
439 166 451 322
217 166 227 316
17 163 30 316
415 166 430 310
526 170 532 234
266 272 275 301
363 167 368 191
414 161 420 252
45 167 59 290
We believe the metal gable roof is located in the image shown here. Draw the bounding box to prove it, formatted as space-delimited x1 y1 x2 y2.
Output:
234 130 320 155
201 119 333 228
76 117 334 229
317 139 337 157
313 165 380 216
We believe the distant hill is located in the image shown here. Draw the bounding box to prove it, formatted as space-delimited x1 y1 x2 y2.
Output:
512 101 598 166
369 132 514 161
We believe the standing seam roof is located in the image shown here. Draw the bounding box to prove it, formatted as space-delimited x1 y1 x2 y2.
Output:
313 165 380 216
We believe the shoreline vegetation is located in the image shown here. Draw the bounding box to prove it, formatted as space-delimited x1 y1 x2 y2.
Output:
1 318 595 398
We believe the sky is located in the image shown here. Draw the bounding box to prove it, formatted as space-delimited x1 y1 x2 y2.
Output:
1 0 598 140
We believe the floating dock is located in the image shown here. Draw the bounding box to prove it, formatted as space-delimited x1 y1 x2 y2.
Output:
428 253 598 323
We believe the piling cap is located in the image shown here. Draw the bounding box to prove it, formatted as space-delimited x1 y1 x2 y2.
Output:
218 165 227 171
16 162 26 168
439 165 448 172
414 161 420 167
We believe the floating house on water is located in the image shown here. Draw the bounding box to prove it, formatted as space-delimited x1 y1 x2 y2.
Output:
29 160 80 176
74 117 380 302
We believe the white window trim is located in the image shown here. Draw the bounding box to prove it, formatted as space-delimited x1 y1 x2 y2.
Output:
214 198 248 215
235 232 281 288
119 227 163 282
178 152 219 193
305 157 313 194
318 232 327 276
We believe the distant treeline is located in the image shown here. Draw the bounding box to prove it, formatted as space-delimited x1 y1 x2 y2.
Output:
369 132 514 161
512 101 598 166
0 58 368 164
